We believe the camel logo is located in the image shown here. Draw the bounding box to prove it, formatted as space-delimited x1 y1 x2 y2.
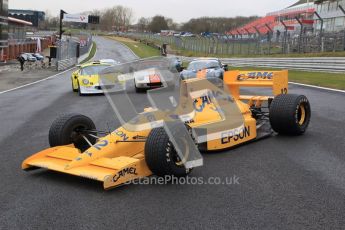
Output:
237 72 273 81
113 167 138 182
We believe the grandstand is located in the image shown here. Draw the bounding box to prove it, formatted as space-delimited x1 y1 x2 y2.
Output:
229 1 315 37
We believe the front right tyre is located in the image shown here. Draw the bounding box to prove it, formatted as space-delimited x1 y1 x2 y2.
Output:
145 127 192 177
72 81 78 92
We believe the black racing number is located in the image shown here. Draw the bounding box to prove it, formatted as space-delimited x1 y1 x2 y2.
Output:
281 88 288 94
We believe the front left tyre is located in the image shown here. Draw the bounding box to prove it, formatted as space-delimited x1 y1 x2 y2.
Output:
49 113 97 152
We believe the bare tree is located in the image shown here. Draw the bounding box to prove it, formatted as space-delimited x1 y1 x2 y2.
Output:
137 17 150 32
181 16 259 34
148 15 169 33
166 18 178 31
100 5 134 31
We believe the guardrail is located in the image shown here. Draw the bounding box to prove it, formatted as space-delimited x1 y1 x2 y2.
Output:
178 57 345 73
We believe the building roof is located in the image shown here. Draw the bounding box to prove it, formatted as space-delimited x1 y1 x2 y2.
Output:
8 17 33 26
290 0 310 7
9 9 45 16
289 0 331 7
268 2 315 16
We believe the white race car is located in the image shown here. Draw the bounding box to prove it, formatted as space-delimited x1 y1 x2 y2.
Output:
133 68 166 92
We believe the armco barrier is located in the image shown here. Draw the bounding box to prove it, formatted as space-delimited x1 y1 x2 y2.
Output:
178 57 345 73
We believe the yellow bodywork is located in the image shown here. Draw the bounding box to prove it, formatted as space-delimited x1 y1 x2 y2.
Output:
71 62 111 92
22 128 152 190
23 70 289 189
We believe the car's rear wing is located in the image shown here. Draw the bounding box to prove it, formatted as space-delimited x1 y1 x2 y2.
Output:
223 70 288 104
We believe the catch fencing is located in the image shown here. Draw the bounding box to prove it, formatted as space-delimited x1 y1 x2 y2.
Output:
56 33 92 71
125 31 345 56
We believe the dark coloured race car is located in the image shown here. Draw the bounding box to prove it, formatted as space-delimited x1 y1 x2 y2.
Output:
180 58 228 80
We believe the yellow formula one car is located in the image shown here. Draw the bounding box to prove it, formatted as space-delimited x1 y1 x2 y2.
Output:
23 67 311 190
71 59 119 96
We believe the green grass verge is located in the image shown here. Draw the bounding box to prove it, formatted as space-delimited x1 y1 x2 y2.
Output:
230 66 345 90
80 42 97 64
107 36 161 58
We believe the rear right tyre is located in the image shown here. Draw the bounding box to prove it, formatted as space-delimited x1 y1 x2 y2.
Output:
269 94 311 135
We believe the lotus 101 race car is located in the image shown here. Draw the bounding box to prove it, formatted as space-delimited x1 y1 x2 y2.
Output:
71 59 119 95
22 58 311 190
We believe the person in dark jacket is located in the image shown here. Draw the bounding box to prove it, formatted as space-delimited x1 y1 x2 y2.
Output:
17 55 26 71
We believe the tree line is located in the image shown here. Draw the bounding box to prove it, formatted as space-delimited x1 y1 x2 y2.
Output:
40 5 258 34
39 5 134 31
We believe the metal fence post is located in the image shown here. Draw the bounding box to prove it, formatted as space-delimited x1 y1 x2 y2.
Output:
314 12 324 53
295 17 304 53
236 30 243 55
232 34 236 55
244 28 251 55
265 23 273 55
226 33 232 55
338 5 345 50
280 20 289 54
254 26 261 55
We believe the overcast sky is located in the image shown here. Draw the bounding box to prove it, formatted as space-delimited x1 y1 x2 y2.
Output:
9 0 297 23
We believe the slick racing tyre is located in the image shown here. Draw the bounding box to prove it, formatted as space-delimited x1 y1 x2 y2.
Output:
135 85 141 93
49 113 97 152
78 83 84 96
145 127 192 177
72 82 78 92
134 80 142 93
269 94 311 135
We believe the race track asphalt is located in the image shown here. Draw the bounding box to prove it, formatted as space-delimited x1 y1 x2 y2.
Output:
0 36 344 230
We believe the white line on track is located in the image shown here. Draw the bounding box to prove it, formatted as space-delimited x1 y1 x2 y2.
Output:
289 82 345 93
0 67 75 95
